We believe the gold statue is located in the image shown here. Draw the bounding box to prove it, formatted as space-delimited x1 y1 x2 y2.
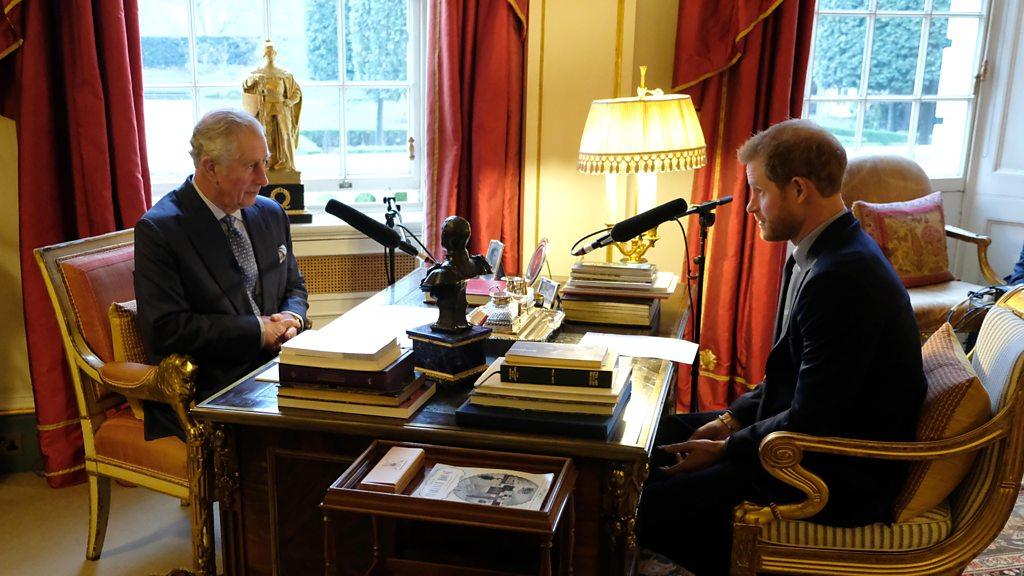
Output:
242 40 302 173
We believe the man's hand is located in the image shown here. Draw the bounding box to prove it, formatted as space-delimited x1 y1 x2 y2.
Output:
658 439 727 476
261 313 302 351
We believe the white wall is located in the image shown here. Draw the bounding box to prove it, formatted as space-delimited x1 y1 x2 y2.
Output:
522 0 692 278
0 115 34 413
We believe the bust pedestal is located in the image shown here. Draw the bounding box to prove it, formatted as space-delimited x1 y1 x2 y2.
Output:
406 324 491 388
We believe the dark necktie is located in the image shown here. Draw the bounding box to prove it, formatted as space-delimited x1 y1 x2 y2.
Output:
221 215 261 315
774 255 797 340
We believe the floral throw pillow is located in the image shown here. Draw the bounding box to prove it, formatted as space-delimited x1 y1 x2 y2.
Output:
852 191 955 288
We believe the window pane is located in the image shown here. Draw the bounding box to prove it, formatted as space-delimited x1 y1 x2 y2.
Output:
932 0 983 12
197 87 244 117
144 89 195 182
868 17 922 95
818 0 868 9
805 101 858 147
914 100 968 177
269 0 339 81
876 0 924 10
862 101 911 149
345 87 410 175
194 0 263 84
810 16 866 97
139 0 191 84
296 86 342 180
923 17 980 96
344 0 408 81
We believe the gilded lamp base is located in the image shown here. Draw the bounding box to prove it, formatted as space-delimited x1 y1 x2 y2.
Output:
606 223 659 263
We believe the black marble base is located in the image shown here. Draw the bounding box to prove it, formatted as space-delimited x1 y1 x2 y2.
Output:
406 324 491 387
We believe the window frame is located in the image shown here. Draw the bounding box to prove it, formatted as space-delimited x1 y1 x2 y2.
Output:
802 0 992 188
142 0 425 215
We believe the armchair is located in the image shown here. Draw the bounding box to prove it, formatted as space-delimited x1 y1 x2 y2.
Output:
730 286 1024 575
34 229 215 576
841 155 1002 340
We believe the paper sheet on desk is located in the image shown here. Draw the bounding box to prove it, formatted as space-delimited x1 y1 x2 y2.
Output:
256 363 279 382
579 332 698 365
319 305 439 349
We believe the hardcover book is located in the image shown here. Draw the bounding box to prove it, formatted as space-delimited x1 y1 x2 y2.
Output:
358 446 425 494
277 378 422 407
277 379 436 419
561 271 678 300
455 385 631 439
280 327 401 372
278 350 415 392
475 358 632 402
469 383 631 415
499 353 618 388
503 341 608 369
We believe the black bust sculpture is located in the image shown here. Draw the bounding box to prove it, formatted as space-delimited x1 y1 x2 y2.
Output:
421 216 492 332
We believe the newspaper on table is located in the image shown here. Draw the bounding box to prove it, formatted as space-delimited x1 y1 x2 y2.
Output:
412 464 553 511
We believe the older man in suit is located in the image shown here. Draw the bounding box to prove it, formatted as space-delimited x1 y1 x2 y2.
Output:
135 108 308 440
637 119 927 576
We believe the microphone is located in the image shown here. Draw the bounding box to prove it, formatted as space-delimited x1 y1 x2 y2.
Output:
325 199 434 264
572 198 689 256
683 195 733 216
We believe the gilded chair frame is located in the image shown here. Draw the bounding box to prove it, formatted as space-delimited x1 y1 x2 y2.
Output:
731 286 1024 576
35 229 215 576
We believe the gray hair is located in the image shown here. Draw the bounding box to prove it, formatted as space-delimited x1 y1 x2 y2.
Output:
189 109 265 168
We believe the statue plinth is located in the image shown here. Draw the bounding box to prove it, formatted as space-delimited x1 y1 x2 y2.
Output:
406 324 491 389
261 170 312 224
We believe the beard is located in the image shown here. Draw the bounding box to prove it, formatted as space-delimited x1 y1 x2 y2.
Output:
758 209 802 242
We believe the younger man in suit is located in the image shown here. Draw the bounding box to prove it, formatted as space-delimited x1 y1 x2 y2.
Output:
135 109 308 440
637 119 927 575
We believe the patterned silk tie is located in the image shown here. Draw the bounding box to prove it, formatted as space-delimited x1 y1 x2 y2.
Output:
221 215 261 315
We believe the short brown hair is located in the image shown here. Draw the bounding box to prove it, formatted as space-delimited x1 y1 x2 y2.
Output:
737 119 846 197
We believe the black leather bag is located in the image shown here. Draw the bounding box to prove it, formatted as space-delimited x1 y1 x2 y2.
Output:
947 285 1013 347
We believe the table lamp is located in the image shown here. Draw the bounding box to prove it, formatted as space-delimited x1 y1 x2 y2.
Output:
577 67 706 262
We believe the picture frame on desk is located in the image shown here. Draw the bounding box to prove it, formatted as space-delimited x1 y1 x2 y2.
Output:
537 277 560 310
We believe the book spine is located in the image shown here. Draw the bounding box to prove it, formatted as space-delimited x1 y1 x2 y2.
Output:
499 364 612 388
279 362 409 391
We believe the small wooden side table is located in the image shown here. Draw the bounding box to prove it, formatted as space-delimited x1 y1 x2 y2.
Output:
322 440 577 576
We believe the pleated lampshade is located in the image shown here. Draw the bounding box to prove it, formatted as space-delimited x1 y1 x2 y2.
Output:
577 93 707 175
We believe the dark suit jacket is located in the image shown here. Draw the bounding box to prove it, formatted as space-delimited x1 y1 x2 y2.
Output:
724 211 926 525
135 177 308 438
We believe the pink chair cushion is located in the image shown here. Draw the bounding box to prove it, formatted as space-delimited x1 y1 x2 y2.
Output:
94 408 187 481
60 245 135 363
852 192 955 288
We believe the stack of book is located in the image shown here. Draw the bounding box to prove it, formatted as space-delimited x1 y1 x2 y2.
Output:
456 341 632 439
561 262 677 330
276 328 434 418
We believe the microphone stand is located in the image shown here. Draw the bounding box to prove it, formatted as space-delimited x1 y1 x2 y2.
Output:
383 197 401 286
689 208 717 413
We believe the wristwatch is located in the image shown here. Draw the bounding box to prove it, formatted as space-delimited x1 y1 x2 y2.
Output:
717 410 742 433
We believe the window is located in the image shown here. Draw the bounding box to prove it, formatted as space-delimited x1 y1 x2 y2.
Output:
803 0 988 181
138 0 423 210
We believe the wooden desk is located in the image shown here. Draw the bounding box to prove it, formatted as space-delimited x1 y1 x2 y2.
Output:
194 270 680 576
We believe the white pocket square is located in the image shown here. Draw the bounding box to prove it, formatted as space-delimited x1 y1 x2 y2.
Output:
278 244 288 264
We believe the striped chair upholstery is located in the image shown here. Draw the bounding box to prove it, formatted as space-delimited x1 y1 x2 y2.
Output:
759 502 951 551
731 286 1024 576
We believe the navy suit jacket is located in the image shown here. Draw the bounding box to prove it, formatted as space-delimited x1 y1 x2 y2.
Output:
135 178 308 438
725 211 926 525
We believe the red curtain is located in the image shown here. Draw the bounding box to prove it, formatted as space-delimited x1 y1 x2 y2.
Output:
0 0 151 487
425 0 527 274
673 0 815 411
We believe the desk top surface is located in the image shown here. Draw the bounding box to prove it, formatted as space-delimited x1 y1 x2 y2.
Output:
194 269 677 461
